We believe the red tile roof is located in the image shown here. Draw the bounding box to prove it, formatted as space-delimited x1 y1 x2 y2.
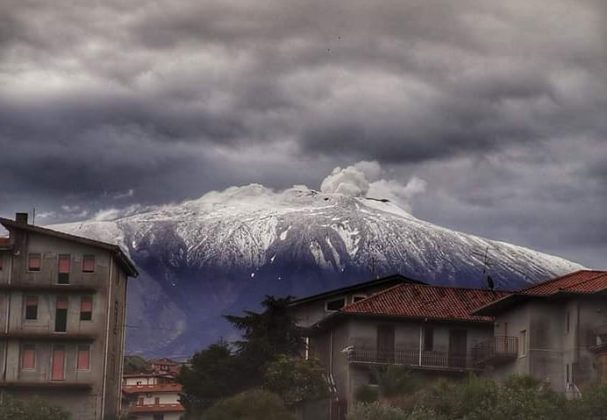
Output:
128 403 185 414
341 283 508 323
473 271 607 316
519 270 607 296
123 383 182 394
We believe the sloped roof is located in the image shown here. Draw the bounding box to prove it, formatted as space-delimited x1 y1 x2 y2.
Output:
519 270 607 296
0 217 138 277
473 270 607 316
289 274 426 306
309 283 508 329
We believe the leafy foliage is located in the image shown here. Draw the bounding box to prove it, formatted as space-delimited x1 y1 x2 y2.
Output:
204 389 295 420
123 355 151 374
179 296 309 413
0 396 70 420
263 355 329 407
177 341 242 412
373 366 421 398
354 385 380 404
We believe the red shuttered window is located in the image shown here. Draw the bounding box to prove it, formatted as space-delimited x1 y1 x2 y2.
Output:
82 255 95 273
58 255 70 284
80 296 93 321
77 345 90 370
51 346 65 380
21 344 36 369
28 254 41 271
25 295 38 320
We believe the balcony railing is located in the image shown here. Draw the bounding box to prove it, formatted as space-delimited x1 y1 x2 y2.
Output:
347 347 473 371
589 325 607 353
471 336 518 366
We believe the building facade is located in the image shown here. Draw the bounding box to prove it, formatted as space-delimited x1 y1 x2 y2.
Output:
305 282 507 416
0 213 138 419
473 270 607 395
122 381 184 420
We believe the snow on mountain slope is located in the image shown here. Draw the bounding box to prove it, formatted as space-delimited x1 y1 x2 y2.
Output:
50 184 583 357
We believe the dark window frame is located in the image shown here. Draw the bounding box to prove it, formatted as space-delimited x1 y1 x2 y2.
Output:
325 297 346 312
24 295 38 320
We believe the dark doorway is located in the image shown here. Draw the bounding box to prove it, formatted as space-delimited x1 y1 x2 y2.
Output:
55 296 68 332
448 329 467 368
377 325 395 362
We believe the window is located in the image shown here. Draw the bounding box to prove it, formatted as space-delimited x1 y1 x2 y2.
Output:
21 344 36 369
82 255 95 273
520 329 527 356
25 295 38 320
58 254 70 284
137 397 144 406
352 295 367 303
423 326 434 351
566 311 570 334
55 296 68 332
77 345 90 370
51 346 65 380
80 296 93 321
28 253 41 272
325 297 345 311
154 397 160 405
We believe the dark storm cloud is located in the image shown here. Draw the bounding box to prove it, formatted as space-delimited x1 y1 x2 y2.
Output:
0 0 605 266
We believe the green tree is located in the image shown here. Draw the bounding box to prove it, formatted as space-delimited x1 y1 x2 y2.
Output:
123 355 150 374
204 389 295 420
263 355 329 407
177 341 241 413
373 366 421 398
225 296 304 378
0 395 70 420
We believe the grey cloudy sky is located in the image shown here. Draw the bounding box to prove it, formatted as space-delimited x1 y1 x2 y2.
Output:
0 0 606 267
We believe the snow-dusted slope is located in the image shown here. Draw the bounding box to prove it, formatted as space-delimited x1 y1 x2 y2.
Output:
51 185 583 356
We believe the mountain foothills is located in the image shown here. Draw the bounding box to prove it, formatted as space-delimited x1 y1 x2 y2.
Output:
51 184 583 356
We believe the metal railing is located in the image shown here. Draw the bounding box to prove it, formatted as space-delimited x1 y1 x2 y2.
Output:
471 336 518 365
347 347 471 370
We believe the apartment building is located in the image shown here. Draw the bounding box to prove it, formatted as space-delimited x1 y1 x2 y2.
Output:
0 213 138 419
472 270 607 394
304 282 507 417
122 380 185 420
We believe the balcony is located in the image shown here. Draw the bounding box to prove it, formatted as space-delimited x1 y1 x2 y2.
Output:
471 336 518 366
589 325 607 354
347 347 476 373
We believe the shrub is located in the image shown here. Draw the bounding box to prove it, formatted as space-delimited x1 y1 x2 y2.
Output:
354 385 379 404
203 389 295 420
373 366 421 397
0 396 70 420
263 355 329 407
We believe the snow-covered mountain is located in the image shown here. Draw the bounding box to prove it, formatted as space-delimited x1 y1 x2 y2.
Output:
50 184 583 357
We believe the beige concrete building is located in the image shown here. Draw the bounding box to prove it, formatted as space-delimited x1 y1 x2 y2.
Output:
473 270 607 395
304 282 507 418
122 381 184 420
0 213 138 419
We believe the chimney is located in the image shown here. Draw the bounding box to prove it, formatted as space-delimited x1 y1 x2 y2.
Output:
15 213 29 224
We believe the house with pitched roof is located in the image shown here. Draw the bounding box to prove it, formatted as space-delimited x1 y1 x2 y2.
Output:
472 270 607 394
303 282 508 414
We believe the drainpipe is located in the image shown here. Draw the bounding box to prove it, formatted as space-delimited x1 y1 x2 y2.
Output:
2 250 13 393
101 253 114 419
418 324 423 366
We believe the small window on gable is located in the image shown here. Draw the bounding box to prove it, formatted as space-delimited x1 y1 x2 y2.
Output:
353 295 367 303
82 255 95 273
326 297 346 312
25 296 38 320
28 253 41 272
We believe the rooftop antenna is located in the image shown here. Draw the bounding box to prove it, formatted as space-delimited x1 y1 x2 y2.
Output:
473 246 495 290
